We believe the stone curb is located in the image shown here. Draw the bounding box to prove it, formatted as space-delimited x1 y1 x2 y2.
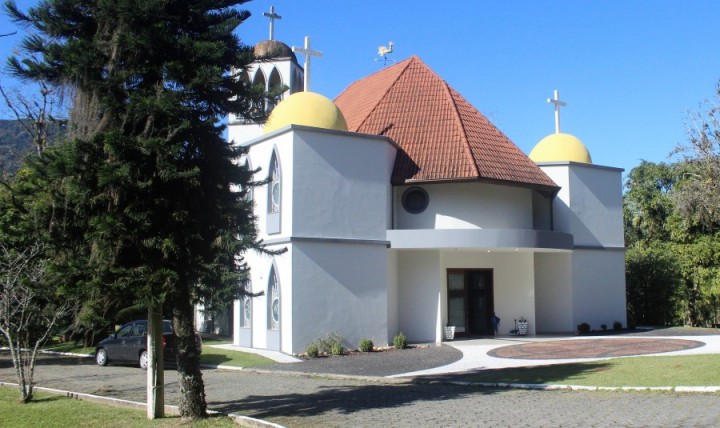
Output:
0 347 94 359
0 382 285 428
443 381 720 393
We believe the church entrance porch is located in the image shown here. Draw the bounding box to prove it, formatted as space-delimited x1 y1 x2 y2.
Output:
447 269 494 336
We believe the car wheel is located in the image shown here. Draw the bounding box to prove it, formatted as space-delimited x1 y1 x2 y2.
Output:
96 348 108 366
139 350 149 370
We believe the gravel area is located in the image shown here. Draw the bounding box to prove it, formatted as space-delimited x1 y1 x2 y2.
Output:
262 344 463 377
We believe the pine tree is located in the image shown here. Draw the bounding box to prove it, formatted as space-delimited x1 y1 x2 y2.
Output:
5 0 267 418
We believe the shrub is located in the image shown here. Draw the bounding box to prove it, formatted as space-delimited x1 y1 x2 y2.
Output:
331 342 344 356
359 338 374 352
577 322 591 334
315 332 344 355
613 320 622 331
601 324 607 331
393 332 408 349
306 344 319 358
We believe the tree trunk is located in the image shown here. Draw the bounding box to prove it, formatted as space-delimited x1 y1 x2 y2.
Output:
172 295 207 419
147 305 164 419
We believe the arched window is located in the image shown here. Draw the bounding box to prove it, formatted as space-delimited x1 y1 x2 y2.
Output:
267 67 283 112
242 156 253 202
239 279 252 329
251 69 266 115
268 264 280 331
266 148 281 234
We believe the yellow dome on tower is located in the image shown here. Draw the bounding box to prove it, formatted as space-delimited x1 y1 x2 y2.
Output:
529 133 592 164
263 92 348 134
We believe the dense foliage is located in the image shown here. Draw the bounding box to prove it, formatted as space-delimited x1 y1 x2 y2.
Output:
2 0 270 418
624 89 720 326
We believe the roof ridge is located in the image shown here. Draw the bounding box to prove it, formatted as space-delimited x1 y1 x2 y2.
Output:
442 79 479 177
354 57 415 132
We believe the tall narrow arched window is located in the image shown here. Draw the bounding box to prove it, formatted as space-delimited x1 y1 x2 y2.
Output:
266 148 281 234
267 67 283 113
239 279 252 329
251 69 266 116
242 157 253 202
268 264 280 331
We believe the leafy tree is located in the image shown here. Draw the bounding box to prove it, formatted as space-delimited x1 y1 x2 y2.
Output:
623 161 678 246
625 244 683 326
4 0 270 418
671 86 720 231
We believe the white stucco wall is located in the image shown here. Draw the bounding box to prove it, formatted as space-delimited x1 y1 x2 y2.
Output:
244 131 295 239
541 163 624 248
292 130 395 240
395 249 537 342
387 250 399 342
394 182 534 231
534 252 574 333
572 249 627 330
291 241 389 354
396 250 442 342
441 250 536 336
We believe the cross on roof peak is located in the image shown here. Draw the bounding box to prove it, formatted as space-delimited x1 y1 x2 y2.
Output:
292 36 323 92
263 6 281 41
547 89 567 134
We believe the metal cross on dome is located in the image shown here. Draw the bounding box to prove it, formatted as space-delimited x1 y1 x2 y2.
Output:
547 89 566 134
263 6 281 41
292 36 323 92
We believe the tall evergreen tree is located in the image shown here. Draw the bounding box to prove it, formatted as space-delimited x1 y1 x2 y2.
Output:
4 0 268 418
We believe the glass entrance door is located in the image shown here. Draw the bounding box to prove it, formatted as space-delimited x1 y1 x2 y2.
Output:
447 269 494 336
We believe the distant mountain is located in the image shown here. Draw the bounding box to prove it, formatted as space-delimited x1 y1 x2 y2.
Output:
0 119 64 176
0 119 34 175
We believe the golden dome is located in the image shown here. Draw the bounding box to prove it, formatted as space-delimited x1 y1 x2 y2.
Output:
263 92 348 134
529 133 592 164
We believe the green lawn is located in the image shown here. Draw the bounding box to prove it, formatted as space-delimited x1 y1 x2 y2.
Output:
42 338 274 368
199 339 274 368
469 354 720 387
0 387 236 427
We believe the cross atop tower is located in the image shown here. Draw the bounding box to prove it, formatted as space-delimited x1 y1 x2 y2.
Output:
547 89 567 134
292 36 323 92
263 6 281 40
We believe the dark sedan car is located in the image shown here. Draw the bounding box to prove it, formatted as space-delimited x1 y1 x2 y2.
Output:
95 320 201 369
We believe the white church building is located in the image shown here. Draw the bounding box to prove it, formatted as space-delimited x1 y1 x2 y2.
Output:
206 33 626 355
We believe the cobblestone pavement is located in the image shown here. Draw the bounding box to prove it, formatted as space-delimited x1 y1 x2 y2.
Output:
2 355 720 427
488 338 705 359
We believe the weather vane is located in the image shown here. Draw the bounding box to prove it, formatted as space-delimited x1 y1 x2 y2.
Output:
375 41 395 66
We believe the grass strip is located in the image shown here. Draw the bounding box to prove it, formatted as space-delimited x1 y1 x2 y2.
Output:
0 387 236 427
468 354 720 387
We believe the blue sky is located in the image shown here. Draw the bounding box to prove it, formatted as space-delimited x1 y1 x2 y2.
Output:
2 1 720 178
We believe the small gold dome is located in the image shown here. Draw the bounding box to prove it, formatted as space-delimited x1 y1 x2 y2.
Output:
264 92 348 134
529 133 592 164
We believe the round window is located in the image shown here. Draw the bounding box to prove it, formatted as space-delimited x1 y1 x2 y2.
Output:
402 187 429 214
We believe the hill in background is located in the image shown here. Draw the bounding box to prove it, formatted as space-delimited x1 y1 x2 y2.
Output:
0 119 65 176
0 119 34 175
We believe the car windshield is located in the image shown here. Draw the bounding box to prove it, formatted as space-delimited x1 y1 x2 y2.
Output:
162 320 173 334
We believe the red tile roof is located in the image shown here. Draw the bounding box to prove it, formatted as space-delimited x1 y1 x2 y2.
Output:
334 56 558 190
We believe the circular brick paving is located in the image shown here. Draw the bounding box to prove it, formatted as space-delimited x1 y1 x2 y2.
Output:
488 338 705 360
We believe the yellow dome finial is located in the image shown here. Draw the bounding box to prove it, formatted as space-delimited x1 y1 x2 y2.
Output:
529 90 592 164
263 92 348 134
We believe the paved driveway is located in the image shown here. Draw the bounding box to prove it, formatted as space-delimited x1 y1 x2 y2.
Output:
2 354 720 427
